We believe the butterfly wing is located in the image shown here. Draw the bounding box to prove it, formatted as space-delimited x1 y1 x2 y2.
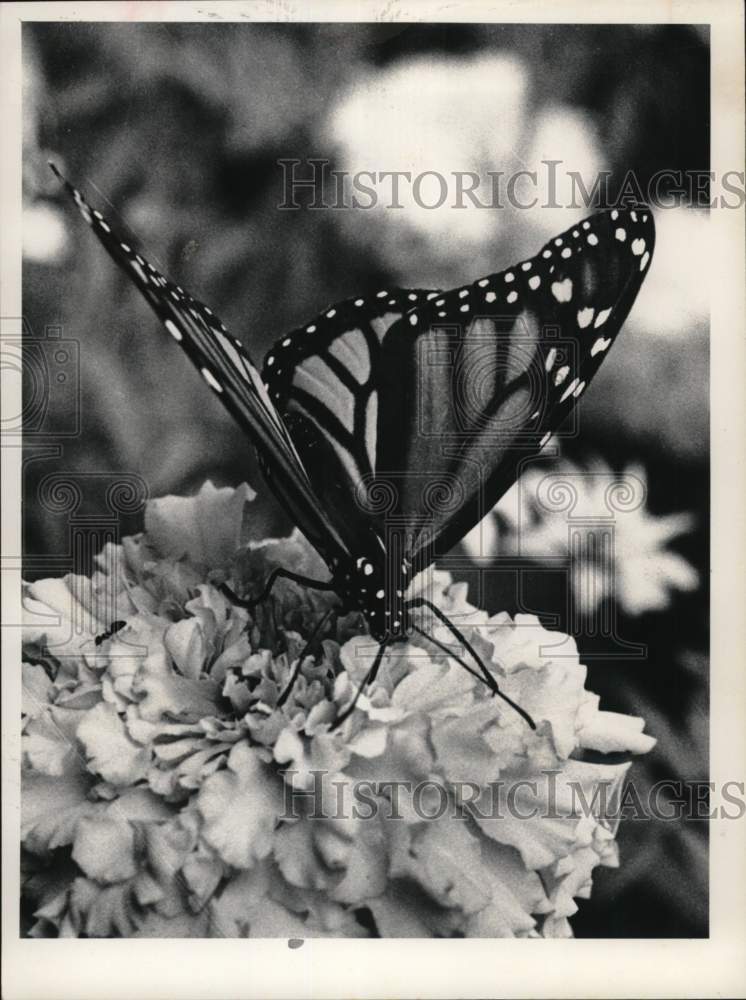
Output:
375 207 655 565
50 164 351 565
262 288 438 558
56 161 654 589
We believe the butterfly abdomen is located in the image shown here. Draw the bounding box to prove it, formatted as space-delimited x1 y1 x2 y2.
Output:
331 552 411 642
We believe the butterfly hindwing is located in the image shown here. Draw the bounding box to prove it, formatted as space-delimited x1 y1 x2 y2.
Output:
262 289 437 555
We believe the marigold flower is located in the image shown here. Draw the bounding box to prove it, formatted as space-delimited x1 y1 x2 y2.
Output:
22 481 655 938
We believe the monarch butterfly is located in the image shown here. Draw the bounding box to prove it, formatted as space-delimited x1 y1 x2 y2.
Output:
50 163 654 728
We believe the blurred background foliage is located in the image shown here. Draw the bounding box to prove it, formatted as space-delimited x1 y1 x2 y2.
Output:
23 22 709 937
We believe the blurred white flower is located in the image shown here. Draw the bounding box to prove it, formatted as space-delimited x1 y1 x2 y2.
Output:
22 36 68 263
22 482 654 938
327 53 530 277
524 104 606 236
464 458 698 616
23 203 68 263
627 207 709 340
327 54 617 287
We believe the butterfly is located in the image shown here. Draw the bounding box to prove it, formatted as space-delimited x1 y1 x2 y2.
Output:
51 163 654 727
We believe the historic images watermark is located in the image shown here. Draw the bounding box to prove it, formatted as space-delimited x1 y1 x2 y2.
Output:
277 159 745 211
280 772 746 823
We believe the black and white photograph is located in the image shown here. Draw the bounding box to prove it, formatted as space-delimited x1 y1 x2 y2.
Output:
2 2 745 998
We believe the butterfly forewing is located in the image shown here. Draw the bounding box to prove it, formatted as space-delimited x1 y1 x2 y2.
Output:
51 164 351 565
374 206 655 563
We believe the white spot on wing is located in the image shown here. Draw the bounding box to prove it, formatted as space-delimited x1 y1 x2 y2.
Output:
631 238 646 256
545 348 557 371
201 368 223 393
130 260 148 283
551 278 573 303
528 275 541 290
561 377 579 402
164 320 183 342
554 365 569 386
640 250 650 271
577 307 594 328
615 227 626 242
591 336 612 356
594 308 612 328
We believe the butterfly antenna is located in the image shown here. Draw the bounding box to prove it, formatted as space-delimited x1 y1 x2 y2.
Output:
276 607 335 709
407 597 536 730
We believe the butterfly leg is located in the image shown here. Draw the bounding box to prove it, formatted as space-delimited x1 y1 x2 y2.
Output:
276 607 335 708
332 640 389 730
407 597 536 730
220 568 336 611
411 624 491 686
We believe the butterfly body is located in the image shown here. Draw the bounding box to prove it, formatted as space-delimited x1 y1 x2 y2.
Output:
51 162 654 691
330 555 410 642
